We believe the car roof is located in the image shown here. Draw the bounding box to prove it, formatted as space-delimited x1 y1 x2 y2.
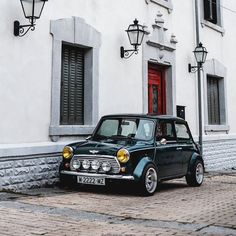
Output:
101 114 186 123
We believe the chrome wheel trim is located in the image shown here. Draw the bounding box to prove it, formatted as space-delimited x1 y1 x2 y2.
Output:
145 167 157 193
196 163 204 184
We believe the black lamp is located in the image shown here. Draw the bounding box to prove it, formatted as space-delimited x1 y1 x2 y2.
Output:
14 0 48 37
188 43 208 73
120 19 146 59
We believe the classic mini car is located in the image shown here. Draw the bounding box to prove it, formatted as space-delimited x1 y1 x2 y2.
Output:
60 114 204 195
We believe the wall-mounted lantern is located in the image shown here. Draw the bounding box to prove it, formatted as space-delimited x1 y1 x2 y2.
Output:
14 0 48 37
188 43 208 73
120 19 146 59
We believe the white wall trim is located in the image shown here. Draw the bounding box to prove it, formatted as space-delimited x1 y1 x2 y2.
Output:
145 0 173 13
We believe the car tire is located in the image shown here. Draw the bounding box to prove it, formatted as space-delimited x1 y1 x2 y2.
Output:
186 160 204 187
59 174 72 187
139 163 158 196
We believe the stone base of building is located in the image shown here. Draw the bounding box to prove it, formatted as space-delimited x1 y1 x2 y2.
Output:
203 137 236 171
0 142 65 191
0 155 62 191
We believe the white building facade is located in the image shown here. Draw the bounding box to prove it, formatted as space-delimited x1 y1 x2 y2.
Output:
0 0 236 190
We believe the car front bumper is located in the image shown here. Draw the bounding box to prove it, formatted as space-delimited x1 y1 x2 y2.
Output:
60 170 135 181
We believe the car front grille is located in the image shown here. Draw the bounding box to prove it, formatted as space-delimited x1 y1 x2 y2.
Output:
70 155 121 174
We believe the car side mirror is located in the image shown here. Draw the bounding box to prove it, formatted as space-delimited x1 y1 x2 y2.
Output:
159 138 167 145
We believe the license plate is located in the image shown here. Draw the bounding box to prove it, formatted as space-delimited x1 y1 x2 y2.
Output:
77 176 105 186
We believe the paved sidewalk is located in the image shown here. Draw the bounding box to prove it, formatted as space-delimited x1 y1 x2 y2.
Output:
0 173 236 235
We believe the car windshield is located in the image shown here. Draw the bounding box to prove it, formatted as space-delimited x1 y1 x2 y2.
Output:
93 118 155 141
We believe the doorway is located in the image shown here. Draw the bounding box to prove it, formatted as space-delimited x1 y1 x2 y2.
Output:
148 64 166 115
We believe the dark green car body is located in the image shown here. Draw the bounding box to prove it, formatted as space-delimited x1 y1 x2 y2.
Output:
60 114 204 194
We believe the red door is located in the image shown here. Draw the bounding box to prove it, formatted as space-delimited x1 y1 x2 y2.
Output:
148 65 166 115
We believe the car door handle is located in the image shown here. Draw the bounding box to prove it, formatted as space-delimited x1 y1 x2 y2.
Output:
176 147 182 151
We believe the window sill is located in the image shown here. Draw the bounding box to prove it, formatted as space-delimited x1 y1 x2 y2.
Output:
145 0 173 13
201 20 225 36
205 125 230 133
49 125 96 141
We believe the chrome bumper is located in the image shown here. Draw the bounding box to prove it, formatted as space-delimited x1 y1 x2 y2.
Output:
60 170 134 181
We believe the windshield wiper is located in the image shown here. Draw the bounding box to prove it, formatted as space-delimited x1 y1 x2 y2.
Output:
110 135 136 141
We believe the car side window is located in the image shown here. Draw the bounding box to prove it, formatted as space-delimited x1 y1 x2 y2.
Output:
175 123 191 142
156 121 175 141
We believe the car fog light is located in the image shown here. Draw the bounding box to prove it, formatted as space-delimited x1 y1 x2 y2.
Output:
72 159 81 170
91 160 100 170
102 162 111 172
82 160 90 170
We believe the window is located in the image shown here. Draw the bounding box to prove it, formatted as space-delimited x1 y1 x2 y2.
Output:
175 124 191 141
50 17 101 141
97 120 119 137
60 44 85 125
203 0 218 24
207 76 221 125
156 121 175 141
202 0 224 31
203 59 228 132
94 118 154 141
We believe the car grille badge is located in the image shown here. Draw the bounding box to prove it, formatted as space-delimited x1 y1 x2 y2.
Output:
89 150 99 154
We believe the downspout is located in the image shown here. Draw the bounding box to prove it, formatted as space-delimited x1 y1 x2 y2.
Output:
195 0 203 155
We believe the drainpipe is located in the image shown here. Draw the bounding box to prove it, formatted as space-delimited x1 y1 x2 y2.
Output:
195 0 203 156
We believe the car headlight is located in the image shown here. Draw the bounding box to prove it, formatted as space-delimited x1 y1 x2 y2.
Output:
62 146 73 159
102 162 111 172
82 160 90 170
91 160 100 170
117 149 130 163
72 159 81 170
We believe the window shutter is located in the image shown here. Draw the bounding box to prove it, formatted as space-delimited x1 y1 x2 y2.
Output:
207 76 220 125
60 44 84 125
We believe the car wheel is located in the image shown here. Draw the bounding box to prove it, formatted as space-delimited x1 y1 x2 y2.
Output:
186 160 204 187
139 164 158 196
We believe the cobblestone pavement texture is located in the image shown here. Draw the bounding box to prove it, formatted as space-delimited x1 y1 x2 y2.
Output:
0 173 235 236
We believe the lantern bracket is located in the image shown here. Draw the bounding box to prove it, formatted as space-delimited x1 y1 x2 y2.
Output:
188 63 202 73
14 20 35 37
120 46 138 59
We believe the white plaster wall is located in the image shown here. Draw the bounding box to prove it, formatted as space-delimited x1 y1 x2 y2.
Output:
0 1 52 144
0 0 236 146
0 0 147 144
221 0 236 136
172 0 198 135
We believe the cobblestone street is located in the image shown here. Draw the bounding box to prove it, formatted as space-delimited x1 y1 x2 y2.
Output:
0 173 235 236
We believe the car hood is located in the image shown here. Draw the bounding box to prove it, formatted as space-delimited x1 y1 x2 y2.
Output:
70 139 154 157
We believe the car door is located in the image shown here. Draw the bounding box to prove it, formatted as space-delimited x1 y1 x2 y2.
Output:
175 122 196 175
155 120 183 179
